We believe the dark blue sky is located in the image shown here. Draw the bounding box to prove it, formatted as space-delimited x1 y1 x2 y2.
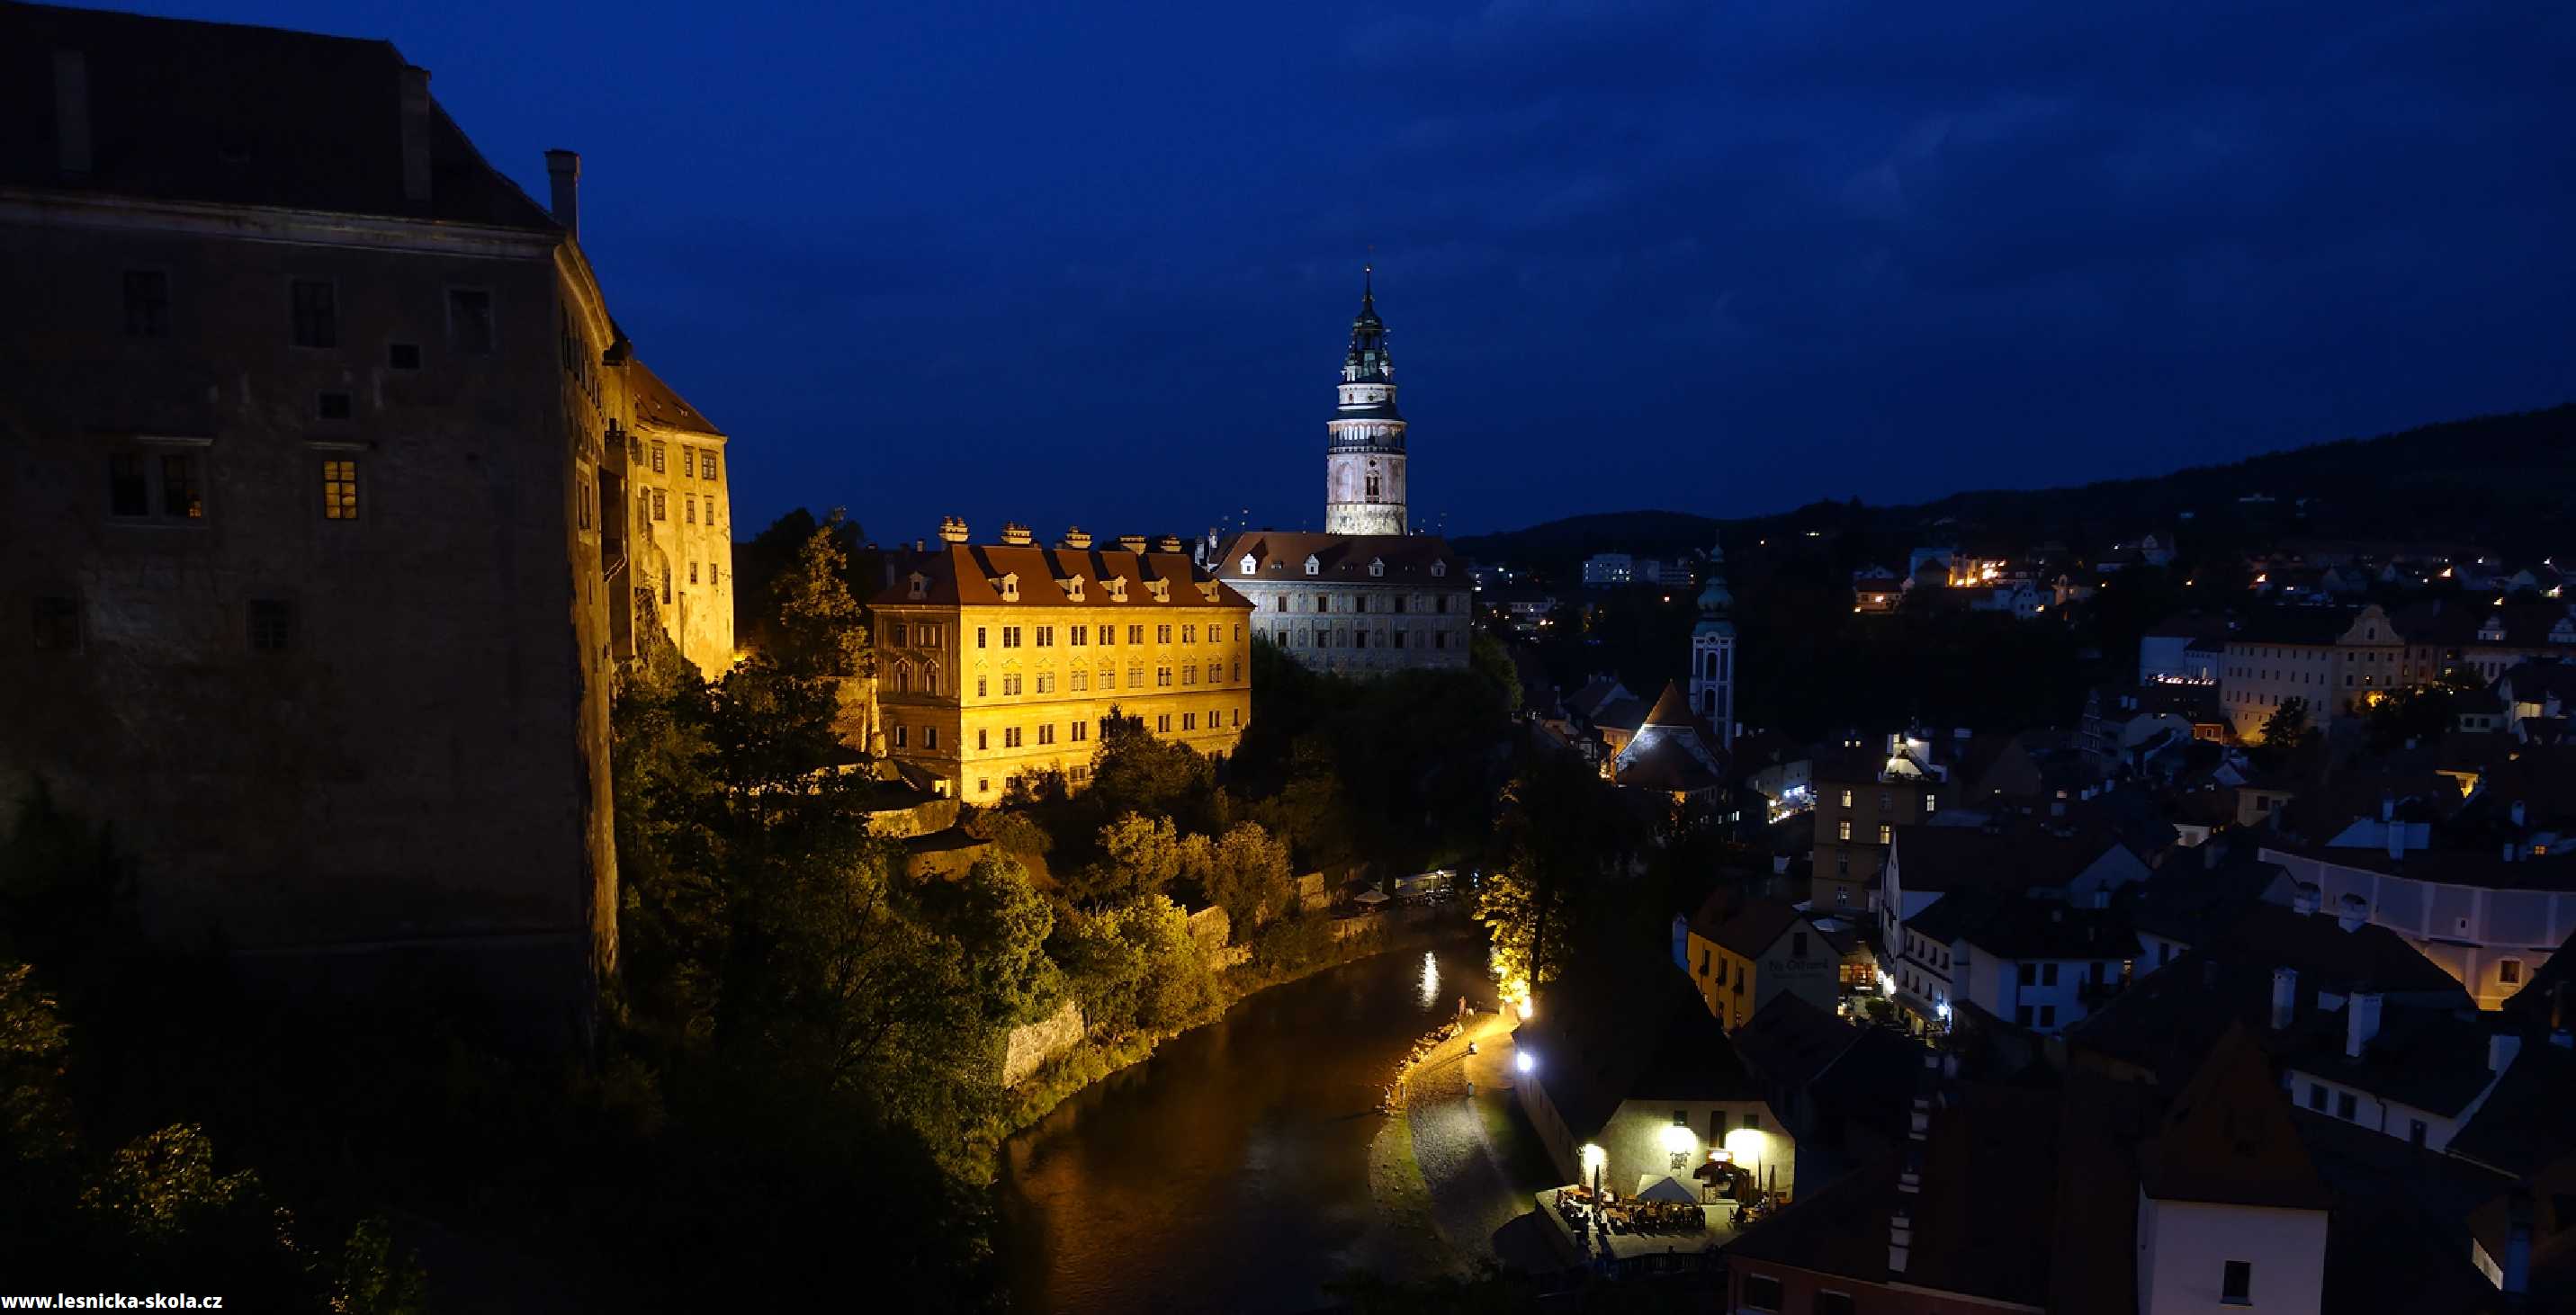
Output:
127 0 2576 541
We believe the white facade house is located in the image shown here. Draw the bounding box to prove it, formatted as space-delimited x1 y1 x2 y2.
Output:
1582 552 1636 586
2261 844 2576 1009
2134 1028 2332 1315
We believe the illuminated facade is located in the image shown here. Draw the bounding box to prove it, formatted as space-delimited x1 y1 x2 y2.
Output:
1216 271 1473 675
871 523 1252 803
623 365 734 676
1324 269 1406 536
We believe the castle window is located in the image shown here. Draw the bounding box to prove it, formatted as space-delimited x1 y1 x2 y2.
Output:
689 562 700 586
686 494 697 524
651 443 666 473
1072 670 1089 692
891 622 908 646
895 725 908 748
651 490 667 521
660 567 671 604
320 460 359 520
1128 663 1145 686
1156 714 1172 733
1364 472 1381 500
1305 556 1321 577
894 663 911 693
447 288 494 353
978 729 989 750
247 599 295 652
925 727 938 749
1037 626 1054 648
1002 626 1022 649
123 271 170 338
1073 720 1089 742
1004 727 1022 747
1069 625 1086 646
1275 596 1288 613
1100 666 1115 688
108 449 207 522
703 453 720 483
1157 624 1173 643
32 597 81 652
1037 673 1054 694
1182 666 1196 685
290 280 337 348
1157 666 1173 687
977 627 988 649
1101 624 1118 645
1182 712 1197 730
1038 724 1055 745
1207 663 1222 684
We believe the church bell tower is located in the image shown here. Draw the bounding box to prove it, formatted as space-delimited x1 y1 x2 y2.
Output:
1324 269 1407 535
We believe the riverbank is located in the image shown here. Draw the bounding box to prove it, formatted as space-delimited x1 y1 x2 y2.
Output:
992 905 1470 1149
1366 1007 1573 1275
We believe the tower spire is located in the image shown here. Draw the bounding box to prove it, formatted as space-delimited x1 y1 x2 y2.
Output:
1324 266 1406 536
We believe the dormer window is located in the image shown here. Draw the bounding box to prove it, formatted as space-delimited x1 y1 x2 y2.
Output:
1305 555 1322 577
1146 579 1171 603
995 573 1021 603
1196 581 1219 602
1240 553 1257 575
907 572 929 601
1369 558 1386 578
1430 560 1448 578
1107 577 1128 603
1064 575 1087 602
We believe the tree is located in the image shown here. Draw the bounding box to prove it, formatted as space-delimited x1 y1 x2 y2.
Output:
2259 697 2314 748
1181 822 1297 932
767 510 873 680
1477 752 1644 999
1468 631 1523 717
1071 813 1184 907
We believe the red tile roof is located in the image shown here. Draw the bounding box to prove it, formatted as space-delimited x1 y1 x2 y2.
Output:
872 543 1251 611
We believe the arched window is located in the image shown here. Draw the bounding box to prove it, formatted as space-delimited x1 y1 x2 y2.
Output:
923 662 939 695
895 662 911 693
1364 471 1381 500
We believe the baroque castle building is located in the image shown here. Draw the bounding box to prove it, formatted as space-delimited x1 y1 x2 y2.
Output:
872 522 1252 803
1216 273 1474 675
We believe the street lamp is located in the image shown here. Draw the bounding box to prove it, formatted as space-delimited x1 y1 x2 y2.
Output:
1515 1049 1537 1076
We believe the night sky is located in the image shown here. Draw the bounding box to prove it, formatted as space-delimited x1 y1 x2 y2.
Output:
117 0 2576 541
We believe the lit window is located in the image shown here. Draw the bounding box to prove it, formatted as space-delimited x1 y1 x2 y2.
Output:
321 460 359 520
651 489 666 521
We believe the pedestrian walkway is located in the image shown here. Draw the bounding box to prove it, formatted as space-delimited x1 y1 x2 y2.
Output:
1392 1010 1577 1273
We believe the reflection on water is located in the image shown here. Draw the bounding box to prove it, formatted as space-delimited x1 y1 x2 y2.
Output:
999 935 1493 1315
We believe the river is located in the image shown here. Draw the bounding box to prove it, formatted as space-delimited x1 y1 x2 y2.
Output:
997 934 1496 1314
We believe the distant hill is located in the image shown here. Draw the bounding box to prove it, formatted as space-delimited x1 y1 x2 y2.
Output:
1458 404 2576 569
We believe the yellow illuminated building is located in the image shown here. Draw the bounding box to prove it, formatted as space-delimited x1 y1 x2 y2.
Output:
871 520 1253 802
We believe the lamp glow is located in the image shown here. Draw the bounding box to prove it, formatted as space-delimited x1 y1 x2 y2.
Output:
1659 1123 1698 1156
1515 1049 1536 1076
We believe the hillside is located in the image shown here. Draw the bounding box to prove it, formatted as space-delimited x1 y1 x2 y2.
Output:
1457 403 2576 570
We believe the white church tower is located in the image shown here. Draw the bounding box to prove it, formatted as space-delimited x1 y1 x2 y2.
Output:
1690 546 1737 747
1324 268 1407 535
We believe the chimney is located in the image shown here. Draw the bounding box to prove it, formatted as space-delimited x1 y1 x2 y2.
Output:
544 148 581 238
1155 534 1184 553
2270 968 2297 1030
52 51 91 175
937 515 970 544
2292 882 2321 916
2338 894 2367 934
1061 526 1093 550
399 66 434 204
2490 1032 2522 1076
1889 1208 1912 1275
999 521 1033 546
2345 991 2383 1059
1117 534 1149 554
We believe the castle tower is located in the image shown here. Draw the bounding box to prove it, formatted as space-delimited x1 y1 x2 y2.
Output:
1690 546 1737 747
1324 268 1407 535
